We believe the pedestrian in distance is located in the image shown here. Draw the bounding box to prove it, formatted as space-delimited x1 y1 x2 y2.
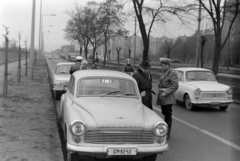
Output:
69 56 88 75
156 57 179 139
132 60 155 110
122 58 135 76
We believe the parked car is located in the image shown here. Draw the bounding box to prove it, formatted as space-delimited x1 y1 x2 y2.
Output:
59 70 168 161
174 67 233 111
52 62 75 100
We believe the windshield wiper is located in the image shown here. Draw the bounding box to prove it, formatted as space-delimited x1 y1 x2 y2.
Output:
123 93 135 96
100 90 121 97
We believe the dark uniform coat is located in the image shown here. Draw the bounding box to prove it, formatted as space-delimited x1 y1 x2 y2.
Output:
156 67 179 105
69 62 87 75
122 64 134 73
132 68 153 109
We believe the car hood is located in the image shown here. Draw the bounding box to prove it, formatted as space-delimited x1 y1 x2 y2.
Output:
186 81 230 91
73 97 145 129
54 74 70 81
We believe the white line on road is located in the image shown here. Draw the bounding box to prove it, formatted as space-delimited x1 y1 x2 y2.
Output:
154 107 240 151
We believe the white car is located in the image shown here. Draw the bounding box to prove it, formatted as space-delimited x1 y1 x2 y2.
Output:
174 67 233 111
59 70 168 161
53 62 75 100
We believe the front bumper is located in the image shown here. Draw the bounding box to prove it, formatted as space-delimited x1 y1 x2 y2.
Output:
67 143 169 155
191 100 233 107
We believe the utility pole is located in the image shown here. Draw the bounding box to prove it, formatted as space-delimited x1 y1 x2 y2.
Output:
38 0 42 65
25 40 28 76
195 1 201 67
134 16 137 67
2 25 9 98
30 0 36 79
17 32 21 83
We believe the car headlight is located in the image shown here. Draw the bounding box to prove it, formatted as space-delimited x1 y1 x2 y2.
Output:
154 123 168 137
226 88 233 95
70 121 86 136
194 88 201 95
54 81 65 87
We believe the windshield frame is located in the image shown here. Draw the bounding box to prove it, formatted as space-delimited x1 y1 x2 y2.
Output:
76 76 139 98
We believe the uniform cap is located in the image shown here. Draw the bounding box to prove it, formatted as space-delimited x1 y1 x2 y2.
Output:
159 57 171 64
76 56 83 60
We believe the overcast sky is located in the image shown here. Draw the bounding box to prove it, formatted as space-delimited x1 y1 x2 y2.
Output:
0 0 197 52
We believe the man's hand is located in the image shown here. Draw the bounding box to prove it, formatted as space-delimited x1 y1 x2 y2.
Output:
161 92 166 97
141 91 146 97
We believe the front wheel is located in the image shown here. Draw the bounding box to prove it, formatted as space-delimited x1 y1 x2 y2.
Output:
143 154 157 161
54 91 60 100
219 106 228 111
184 94 195 111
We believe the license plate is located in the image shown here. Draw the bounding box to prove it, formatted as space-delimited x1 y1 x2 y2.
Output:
211 102 220 105
108 148 137 156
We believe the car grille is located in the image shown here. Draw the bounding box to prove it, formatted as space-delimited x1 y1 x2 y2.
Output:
84 131 155 144
201 92 226 99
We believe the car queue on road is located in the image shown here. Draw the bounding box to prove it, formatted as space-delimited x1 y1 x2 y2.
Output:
47 55 238 161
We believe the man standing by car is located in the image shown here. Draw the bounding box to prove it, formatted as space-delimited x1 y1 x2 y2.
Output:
132 60 154 110
122 58 135 75
69 56 87 75
156 57 179 139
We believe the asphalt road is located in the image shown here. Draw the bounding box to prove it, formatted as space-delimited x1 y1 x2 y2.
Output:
47 58 240 161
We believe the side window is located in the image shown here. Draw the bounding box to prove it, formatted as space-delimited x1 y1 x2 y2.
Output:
70 77 75 95
68 76 73 91
177 71 184 82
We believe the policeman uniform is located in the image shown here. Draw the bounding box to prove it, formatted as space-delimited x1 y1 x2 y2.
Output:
156 57 179 139
69 56 87 75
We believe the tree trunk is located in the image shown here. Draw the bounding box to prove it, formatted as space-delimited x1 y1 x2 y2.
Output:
212 42 221 75
103 31 107 67
80 46 82 56
92 48 96 64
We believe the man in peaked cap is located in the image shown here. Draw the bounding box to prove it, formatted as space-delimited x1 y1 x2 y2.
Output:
122 58 135 75
69 56 87 75
132 60 154 110
156 57 179 139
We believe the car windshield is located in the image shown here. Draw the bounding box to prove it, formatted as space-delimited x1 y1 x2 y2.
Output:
77 77 138 98
186 71 216 82
55 65 72 75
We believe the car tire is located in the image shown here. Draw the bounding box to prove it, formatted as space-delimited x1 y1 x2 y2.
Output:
184 94 195 111
54 92 60 100
219 106 228 111
143 154 157 161
67 152 79 161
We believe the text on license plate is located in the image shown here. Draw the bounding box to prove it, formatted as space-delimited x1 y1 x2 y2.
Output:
108 148 137 155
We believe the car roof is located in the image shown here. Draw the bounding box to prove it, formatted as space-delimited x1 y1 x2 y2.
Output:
174 67 211 72
73 70 134 80
56 62 75 66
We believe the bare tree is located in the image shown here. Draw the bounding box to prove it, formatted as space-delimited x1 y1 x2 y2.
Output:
131 0 195 63
198 0 240 74
99 0 125 67
2 25 10 98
